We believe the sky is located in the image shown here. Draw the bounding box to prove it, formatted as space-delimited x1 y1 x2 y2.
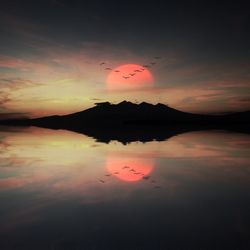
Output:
0 0 250 118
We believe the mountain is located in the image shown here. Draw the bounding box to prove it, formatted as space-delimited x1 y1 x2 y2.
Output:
31 101 206 125
2 101 250 127
0 101 249 143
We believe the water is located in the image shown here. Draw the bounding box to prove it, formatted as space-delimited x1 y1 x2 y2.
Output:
0 126 250 249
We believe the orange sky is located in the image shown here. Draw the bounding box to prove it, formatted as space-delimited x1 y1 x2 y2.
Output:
0 46 250 118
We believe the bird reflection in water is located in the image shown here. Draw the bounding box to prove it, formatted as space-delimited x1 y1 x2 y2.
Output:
96 156 163 189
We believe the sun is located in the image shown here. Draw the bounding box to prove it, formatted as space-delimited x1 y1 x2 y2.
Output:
106 156 154 182
106 64 154 90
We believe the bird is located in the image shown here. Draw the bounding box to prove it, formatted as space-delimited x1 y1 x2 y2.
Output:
122 166 129 169
105 67 112 70
114 70 120 72
105 174 111 177
150 62 156 65
130 73 136 76
99 179 105 183
123 76 130 79
114 172 119 174
134 69 142 72
143 176 150 180
140 68 145 71
130 169 135 172
100 62 106 66
143 65 150 68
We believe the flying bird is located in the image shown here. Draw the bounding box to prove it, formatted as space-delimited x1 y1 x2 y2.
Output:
130 73 136 76
150 62 156 65
100 62 106 66
134 69 142 72
143 65 150 68
105 67 112 70
99 179 105 183
123 76 130 79
114 70 120 72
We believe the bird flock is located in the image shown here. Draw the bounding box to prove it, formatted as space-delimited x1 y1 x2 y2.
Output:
98 164 162 189
99 57 162 80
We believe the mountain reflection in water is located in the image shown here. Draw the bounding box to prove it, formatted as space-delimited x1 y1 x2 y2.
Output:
0 126 250 249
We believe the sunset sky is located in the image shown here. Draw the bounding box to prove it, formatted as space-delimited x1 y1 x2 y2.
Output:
0 0 250 118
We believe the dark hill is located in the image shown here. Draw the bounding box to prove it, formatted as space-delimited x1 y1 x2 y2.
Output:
0 101 249 143
26 101 194 129
2 101 250 127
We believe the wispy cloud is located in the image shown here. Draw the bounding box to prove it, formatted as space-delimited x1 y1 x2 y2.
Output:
0 91 11 105
0 78 44 89
0 78 45 116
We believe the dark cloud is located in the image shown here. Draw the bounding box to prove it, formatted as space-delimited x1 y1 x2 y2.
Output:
1 0 249 57
90 98 103 101
0 112 28 120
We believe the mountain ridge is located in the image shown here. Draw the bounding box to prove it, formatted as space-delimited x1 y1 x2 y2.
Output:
0 101 249 143
1 101 249 130
1 101 250 124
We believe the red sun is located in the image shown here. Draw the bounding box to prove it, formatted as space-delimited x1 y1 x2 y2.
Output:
106 64 154 90
106 156 154 182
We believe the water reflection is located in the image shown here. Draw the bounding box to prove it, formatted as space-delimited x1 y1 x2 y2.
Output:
0 126 250 249
106 157 154 182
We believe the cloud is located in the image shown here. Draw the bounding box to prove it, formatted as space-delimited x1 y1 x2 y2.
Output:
0 92 11 105
0 10 64 51
0 78 44 89
0 78 45 115
0 78 45 107
207 81 250 89
0 56 28 69
228 97 250 109
90 98 103 101
0 55 60 75
0 112 28 120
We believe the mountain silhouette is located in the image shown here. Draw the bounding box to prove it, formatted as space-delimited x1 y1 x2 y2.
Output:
1 101 249 143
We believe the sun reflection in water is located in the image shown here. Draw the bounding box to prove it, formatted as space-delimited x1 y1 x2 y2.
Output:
106 156 154 182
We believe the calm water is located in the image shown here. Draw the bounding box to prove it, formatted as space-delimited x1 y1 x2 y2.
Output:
0 127 250 250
